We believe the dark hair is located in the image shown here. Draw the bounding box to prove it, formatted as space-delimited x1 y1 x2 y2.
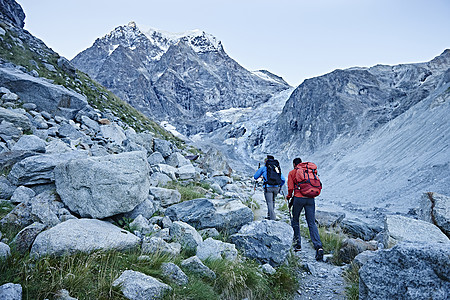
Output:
293 157 302 165
267 155 275 160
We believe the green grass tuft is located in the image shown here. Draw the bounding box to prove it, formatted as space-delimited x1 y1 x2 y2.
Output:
343 263 360 300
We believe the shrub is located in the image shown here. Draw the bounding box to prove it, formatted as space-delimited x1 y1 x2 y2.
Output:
164 181 207 202
343 263 360 300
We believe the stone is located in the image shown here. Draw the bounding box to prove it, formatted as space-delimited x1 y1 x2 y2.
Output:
0 67 88 116
338 238 377 264
12 222 46 254
0 176 16 200
181 256 216 280
141 237 181 256
199 148 232 177
161 262 189 286
154 164 177 180
340 218 381 241
196 237 238 261
0 242 11 260
149 172 173 187
55 151 150 219
260 263 277 275
149 187 181 207
0 283 22 300
113 270 172 300
353 250 378 268
30 219 140 258
0 107 31 132
54 289 78 300
198 228 220 239
175 164 197 180
57 123 89 142
129 215 152 235
165 152 190 168
0 120 22 141
147 152 165 166
122 198 156 220
8 150 88 186
384 215 449 247
127 132 154 155
1 92 19 102
315 210 346 227
359 242 450 300
11 135 46 153
417 192 450 237
170 221 203 251
45 139 73 153
230 219 293 267
153 138 172 158
100 123 126 145
165 198 253 233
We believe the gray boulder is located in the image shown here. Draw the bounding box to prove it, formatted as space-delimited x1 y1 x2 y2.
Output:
30 219 140 257
338 238 377 264
161 262 189 286
129 215 152 235
45 139 73 154
122 198 156 220
175 164 197 180
141 237 181 256
0 242 11 260
417 192 450 237
10 185 35 204
230 219 293 267
99 123 126 145
55 151 150 219
8 150 88 186
113 270 172 300
353 250 378 268
340 218 381 241
384 215 449 247
199 148 232 177
154 164 177 180
0 120 22 141
0 283 22 300
315 210 346 227
170 221 203 251
0 176 15 199
181 256 216 280
359 242 450 300
12 222 46 254
0 107 31 132
165 152 190 168
149 187 181 207
147 152 165 166
153 138 172 158
0 67 88 117
196 237 238 261
149 172 172 187
165 198 253 233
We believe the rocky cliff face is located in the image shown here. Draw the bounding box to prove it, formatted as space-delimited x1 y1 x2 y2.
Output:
0 0 25 28
71 22 290 135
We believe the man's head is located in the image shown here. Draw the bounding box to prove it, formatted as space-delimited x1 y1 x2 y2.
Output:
267 155 274 160
293 157 302 167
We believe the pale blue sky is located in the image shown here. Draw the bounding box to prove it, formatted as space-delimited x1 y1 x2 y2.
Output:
17 0 450 86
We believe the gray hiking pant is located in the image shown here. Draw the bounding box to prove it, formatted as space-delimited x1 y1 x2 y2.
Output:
264 186 279 220
291 196 323 250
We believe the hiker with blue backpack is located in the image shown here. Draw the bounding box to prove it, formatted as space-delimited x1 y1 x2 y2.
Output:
254 155 286 220
286 157 324 261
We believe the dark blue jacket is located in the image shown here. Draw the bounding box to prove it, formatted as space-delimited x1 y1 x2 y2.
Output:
254 166 286 187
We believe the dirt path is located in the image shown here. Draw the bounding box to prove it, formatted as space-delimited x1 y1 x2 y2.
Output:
251 190 347 299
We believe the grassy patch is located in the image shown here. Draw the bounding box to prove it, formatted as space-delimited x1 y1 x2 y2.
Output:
164 181 209 202
343 263 360 300
0 201 14 220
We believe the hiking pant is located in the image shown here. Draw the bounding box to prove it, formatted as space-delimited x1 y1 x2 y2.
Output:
291 196 323 250
264 186 279 220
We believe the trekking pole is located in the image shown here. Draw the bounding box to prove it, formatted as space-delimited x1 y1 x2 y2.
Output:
280 189 292 220
253 163 260 193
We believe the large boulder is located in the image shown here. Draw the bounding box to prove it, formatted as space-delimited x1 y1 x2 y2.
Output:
0 107 31 132
196 237 238 261
0 67 88 118
340 218 382 241
230 219 293 267
8 150 88 186
338 238 377 264
417 192 450 237
198 148 232 177
384 215 449 247
11 135 46 153
113 270 172 300
359 242 450 300
30 219 140 257
55 151 150 219
12 222 46 254
170 221 203 251
165 198 253 233
149 187 181 208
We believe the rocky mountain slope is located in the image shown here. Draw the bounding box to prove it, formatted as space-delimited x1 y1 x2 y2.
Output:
71 22 290 135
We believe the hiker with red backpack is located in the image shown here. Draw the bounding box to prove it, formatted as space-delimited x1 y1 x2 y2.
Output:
286 157 324 261
254 155 286 220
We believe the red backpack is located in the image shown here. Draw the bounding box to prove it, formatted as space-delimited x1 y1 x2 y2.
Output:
295 162 322 198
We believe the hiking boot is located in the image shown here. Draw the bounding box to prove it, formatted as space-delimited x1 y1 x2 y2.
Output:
294 245 302 252
315 248 324 261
